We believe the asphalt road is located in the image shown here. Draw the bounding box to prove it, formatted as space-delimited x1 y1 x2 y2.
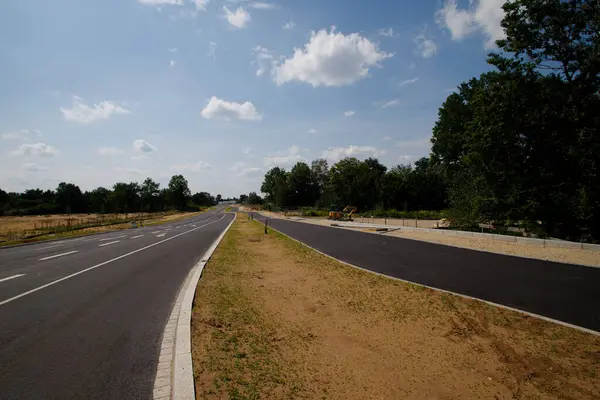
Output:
252 213 600 332
0 208 234 400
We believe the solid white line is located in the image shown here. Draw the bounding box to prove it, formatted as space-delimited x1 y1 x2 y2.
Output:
37 244 63 251
0 274 25 283
39 251 79 261
0 215 228 308
251 214 600 337
99 235 126 242
99 240 120 247
131 235 144 239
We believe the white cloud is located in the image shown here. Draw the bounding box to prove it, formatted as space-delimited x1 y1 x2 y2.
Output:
223 6 250 28
263 145 306 167
207 41 217 59
307 128 318 134
282 21 295 30
168 47 177 52
1 129 39 140
98 147 125 156
22 163 48 172
381 99 400 108
399 77 419 87
344 111 355 117
381 136 392 141
399 155 417 163
115 167 145 175
231 161 262 177
322 145 385 162
379 28 395 37
137 0 184 5
249 2 277 9
170 161 211 172
169 59 176 67
60 96 130 124
273 27 393 87
415 33 438 58
132 139 156 153
436 0 506 48
201 96 262 121
11 142 58 157
253 46 274 76
193 0 209 10
242 147 252 155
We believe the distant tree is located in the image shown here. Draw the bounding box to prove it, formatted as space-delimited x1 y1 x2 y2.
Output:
168 175 191 210
215 194 222 204
261 167 289 206
191 192 216 207
247 192 263 205
238 194 248 204
87 187 111 213
140 177 160 212
55 182 86 213
311 158 330 207
287 162 318 207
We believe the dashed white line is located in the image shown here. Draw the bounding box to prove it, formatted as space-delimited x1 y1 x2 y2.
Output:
99 240 120 247
99 235 126 242
156 234 166 238
131 235 144 239
0 274 25 283
0 214 228 307
152 231 161 234
39 251 79 261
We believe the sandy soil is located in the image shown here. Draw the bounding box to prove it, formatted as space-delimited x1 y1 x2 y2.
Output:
191 215 600 399
254 209 600 268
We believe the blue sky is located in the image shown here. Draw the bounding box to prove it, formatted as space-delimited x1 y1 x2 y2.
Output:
0 0 506 197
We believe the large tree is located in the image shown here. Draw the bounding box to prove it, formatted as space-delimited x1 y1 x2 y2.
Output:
140 177 160 212
55 182 86 213
168 175 191 210
287 162 318 207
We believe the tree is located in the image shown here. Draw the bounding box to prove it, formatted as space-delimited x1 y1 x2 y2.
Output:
168 175 191 210
311 158 330 207
239 194 248 204
261 167 289 206
247 192 263 205
140 178 160 212
55 182 86 213
192 192 216 207
215 194 222 204
87 187 111 213
328 157 386 211
287 162 318 207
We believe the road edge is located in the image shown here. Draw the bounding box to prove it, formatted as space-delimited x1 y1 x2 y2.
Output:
154 212 236 400
251 213 600 337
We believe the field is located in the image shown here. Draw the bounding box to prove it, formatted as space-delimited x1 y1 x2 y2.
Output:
191 214 600 399
0 211 202 245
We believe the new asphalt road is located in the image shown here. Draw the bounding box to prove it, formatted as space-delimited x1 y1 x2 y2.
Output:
0 208 234 400
252 213 600 332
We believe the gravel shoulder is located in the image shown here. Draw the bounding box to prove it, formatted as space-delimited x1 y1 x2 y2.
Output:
191 214 600 399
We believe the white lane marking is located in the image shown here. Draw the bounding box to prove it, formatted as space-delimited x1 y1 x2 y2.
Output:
39 251 79 261
37 244 63 251
156 234 166 238
99 235 126 242
0 274 25 283
0 215 228 308
152 231 161 234
191 225 196 227
131 235 144 239
99 240 120 247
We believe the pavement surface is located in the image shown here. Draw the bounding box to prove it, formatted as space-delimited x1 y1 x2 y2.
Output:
251 213 600 332
0 208 234 400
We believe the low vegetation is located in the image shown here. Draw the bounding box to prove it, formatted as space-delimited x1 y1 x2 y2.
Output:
191 214 600 399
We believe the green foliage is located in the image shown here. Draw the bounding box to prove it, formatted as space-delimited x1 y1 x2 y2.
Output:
431 0 600 242
168 175 191 211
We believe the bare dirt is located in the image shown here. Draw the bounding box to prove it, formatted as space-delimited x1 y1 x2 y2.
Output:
191 214 600 399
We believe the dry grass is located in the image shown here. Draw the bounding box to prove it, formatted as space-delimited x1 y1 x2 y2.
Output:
0 211 202 246
191 214 600 399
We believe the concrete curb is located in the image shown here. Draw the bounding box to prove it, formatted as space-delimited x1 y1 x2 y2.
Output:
251 213 599 337
155 212 236 400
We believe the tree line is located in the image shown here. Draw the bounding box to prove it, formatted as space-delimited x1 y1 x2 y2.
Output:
258 0 599 242
0 175 222 215
259 157 447 213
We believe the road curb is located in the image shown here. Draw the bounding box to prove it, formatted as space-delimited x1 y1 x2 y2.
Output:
250 212 600 337
154 212 236 400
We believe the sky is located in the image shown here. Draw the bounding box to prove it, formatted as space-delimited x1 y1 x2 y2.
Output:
0 0 506 197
